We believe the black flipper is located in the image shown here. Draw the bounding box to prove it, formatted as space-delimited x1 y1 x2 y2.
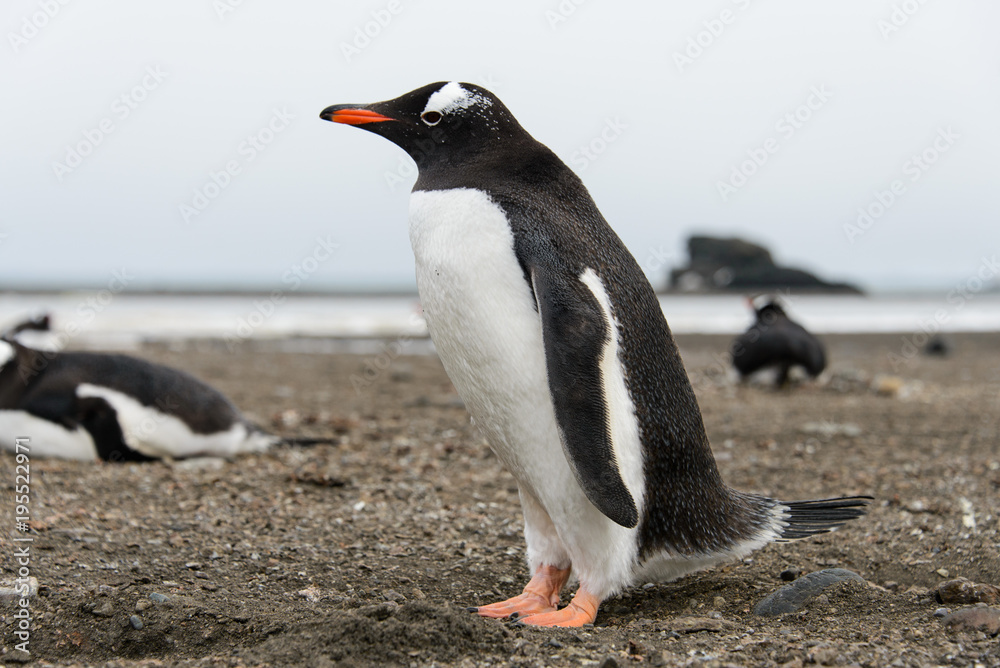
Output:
530 264 638 529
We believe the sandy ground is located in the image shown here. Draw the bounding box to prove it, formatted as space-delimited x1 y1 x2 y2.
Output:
1 332 999 667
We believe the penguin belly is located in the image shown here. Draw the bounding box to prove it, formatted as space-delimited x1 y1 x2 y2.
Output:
0 410 98 460
75 384 274 459
408 188 639 597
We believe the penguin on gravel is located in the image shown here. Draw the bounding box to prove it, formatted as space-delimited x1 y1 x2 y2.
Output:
320 82 870 627
0 316 324 461
731 297 827 387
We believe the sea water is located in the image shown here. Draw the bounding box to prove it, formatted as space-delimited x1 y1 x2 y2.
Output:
1 292 997 352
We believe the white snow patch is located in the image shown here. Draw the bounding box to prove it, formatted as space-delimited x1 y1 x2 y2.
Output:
423 82 489 115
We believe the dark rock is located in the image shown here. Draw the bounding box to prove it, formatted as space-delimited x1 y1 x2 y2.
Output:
129 614 144 630
754 568 865 616
781 568 802 582
942 607 1000 635
668 235 863 294
934 578 1000 605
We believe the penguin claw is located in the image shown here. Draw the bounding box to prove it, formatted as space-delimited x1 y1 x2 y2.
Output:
474 593 558 619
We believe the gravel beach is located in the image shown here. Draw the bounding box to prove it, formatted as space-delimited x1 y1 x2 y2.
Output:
2 332 998 667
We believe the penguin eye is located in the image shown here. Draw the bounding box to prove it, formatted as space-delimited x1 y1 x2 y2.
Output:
421 111 442 126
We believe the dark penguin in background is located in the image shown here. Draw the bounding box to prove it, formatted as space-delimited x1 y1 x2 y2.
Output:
0 317 304 461
731 297 827 387
320 82 869 627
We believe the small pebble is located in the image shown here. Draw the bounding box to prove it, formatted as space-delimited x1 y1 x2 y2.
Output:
383 589 406 603
780 568 802 582
135 599 153 612
149 592 170 604
5 648 32 663
91 600 114 617
0 576 39 602
933 607 949 618
129 615 144 630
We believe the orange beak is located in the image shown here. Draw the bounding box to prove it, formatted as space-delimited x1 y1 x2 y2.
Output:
320 106 394 125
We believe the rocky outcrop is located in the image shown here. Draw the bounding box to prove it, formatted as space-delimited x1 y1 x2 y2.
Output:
668 235 863 294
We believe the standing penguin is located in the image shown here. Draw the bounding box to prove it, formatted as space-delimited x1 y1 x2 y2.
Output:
320 82 869 627
0 317 309 461
731 297 827 387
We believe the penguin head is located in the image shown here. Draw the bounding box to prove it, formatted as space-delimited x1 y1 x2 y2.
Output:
748 295 788 320
320 82 527 170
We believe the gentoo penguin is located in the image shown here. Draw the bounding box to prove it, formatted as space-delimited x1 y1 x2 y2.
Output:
320 82 869 627
0 317 291 461
731 297 827 386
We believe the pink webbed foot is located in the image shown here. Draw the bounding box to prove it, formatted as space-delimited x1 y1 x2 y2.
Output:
472 564 570 619
518 587 600 627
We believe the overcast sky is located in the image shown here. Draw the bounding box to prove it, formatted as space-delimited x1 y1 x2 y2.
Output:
2 0 997 293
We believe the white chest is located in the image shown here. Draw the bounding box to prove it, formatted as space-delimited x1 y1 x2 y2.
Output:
407 188 561 480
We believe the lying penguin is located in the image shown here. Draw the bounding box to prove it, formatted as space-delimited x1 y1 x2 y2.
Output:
0 317 316 461
731 297 827 387
320 82 870 627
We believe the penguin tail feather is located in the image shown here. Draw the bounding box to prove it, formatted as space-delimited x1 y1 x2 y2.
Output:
243 422 336 448
279 437 339 447
776 496 873 541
